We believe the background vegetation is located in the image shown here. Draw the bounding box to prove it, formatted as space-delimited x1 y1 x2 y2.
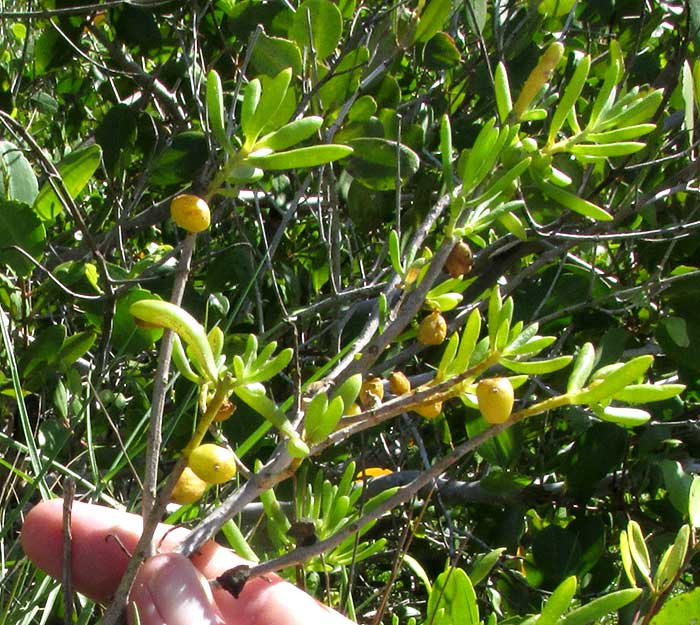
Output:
1 0 699 623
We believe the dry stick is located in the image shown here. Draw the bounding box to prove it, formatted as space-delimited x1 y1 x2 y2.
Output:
99 235 196 625
211 414 520 594
62 479 76 625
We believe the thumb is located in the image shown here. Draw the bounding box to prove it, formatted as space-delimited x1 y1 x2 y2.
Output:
128 553 224 625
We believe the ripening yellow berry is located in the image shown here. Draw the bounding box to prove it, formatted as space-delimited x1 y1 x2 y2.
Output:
170 194 211 233
389 371 411 395
359 377 384 408
417 311 447 346
414 400 443 419
476 377 514 424
171 467 208 504
188 444 237 484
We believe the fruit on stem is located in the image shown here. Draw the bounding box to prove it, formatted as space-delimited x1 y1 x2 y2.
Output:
188 444 237 484
213 399 236 422
444 241 473 278
417 311 448 346
171 467 208 504
360 377 384 408
415 400 443 419
389 371 411 395
476 377 515 424
170 194 211 233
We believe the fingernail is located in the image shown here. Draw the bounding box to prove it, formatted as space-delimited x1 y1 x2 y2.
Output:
130 554 222 625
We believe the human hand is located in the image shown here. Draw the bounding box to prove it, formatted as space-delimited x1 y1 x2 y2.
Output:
21 499 355 625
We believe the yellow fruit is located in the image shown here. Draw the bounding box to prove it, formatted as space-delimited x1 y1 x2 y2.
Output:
171 467 208 504
444 241 473 278
417 311 447 346
188 444 237 484
476 377 514 424
213 399 236 422
170 194 211 233
344 402 362 416
359 377 384 408
389 371 411 395
414 400 443 419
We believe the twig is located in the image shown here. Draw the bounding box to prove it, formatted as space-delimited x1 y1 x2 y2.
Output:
62 479 76 625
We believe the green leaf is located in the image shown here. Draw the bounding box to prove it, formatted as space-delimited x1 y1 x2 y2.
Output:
423 32 461 70
426 567 479 625
437 333 460 380
566 342 596 393
586 124 656 143
332 373 363 408
560 588 642 625
627 520 652 588
653 524 689 593
595 405 650 427
306 394 344 444
250 33 303 78
548 54 591 144
206 69 229 149
0 141 38 205
690 476 700 528
619 529 637 587
613 383 685 403
681 59 695 145
573 355 654 404
589 40 623 127
649 588 700 625
487 285 502 349
246 144 352 170
389 229 403 274
450 308 481 374
0 200 46 276
506 335 556 357
539 576 577 625
248 68 293 144
291 0 342 59
34 144 102 221
57 331 96 368
570 142 646 157
500 355 572 374
440 114 454 191
536 179 612 221
494 61 512 123
597 88 663 131
149 132 208 188
246 347 293 383
414 0 452 43
344 138 420 190
241 79 262 143
468 548 505 586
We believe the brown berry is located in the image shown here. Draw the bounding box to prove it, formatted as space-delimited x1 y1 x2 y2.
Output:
417 311 447 346
445 241 473 278
213 399 236 422
359 377 384 408
389 371 411 395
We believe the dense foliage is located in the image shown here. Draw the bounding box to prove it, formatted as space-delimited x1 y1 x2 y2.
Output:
1 0 700 624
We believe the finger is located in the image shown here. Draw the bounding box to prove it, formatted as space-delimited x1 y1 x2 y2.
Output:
21 499 192 603
22 500 354 625
128 553 224 625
